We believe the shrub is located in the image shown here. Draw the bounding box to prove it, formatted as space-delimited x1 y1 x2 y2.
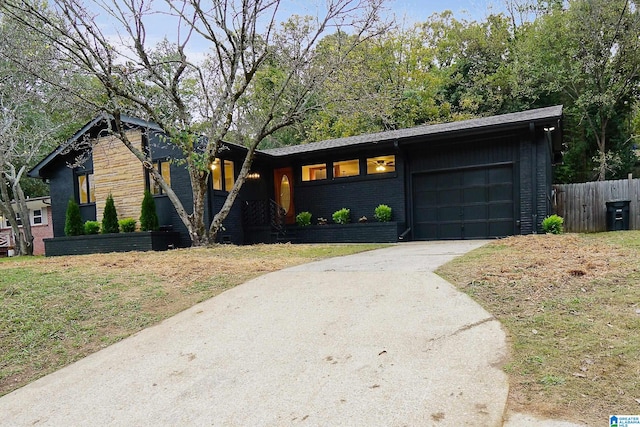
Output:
296 211 312 226
119 218 137 233
101 194 120 234
542 214 564 234
83 221 100 235
140 190 159 231
374 204 392 222
64 199 84 236
332 208 350 224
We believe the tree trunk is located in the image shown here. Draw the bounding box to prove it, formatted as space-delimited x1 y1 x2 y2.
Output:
185 166 210 247
596 121 608 181
207 147 257 244
0 175 33 256
12 180 34 256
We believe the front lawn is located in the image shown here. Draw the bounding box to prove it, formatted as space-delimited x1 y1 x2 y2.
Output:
0 243 383 396
436 232 640 426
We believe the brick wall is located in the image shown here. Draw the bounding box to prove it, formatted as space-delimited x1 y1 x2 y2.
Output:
92 130 145 225
295 175 406 226
31 207 54 255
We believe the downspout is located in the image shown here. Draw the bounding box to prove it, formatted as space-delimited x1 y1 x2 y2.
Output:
543 125 557 217
530 123 537 233
397 139 412 241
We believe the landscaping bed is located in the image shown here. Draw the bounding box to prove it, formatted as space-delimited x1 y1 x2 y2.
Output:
44 231 181 256
292 221 401 243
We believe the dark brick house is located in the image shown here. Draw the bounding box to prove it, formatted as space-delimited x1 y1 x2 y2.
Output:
29 105 563 252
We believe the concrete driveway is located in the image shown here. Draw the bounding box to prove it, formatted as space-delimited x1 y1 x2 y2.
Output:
0 241 510 426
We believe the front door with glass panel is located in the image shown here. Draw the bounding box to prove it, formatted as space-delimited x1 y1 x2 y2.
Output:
274 167 295 224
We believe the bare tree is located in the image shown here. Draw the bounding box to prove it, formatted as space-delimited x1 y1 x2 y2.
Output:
1 0 389 246
0 13 69 255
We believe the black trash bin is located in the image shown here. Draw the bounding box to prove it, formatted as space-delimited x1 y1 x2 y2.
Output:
606 200 630 231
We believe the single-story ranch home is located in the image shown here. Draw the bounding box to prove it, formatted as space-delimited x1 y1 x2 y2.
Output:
29 105 563 254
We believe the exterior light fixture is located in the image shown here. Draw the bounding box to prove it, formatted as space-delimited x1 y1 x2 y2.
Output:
247 172 261 180
544 127 555 132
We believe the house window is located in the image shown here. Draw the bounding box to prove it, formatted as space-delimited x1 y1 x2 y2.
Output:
211 159 235 191
367 155 396 174
333 159 360 178
78 173 95 204
32 209 43 225
224 160 235 191
149 160 171 195
301 163 328 181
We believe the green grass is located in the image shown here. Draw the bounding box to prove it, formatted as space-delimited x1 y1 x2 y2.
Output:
0 243 385 396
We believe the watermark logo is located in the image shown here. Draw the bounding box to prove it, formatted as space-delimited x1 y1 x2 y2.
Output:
610 415 640 427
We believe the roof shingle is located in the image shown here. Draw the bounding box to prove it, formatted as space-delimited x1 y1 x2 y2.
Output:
261 105 563 157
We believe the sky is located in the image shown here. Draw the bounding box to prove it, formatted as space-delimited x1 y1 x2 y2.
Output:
389 0 507 23
92 0 510 63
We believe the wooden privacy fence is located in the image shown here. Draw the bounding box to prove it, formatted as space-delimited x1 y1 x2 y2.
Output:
553 177 640 233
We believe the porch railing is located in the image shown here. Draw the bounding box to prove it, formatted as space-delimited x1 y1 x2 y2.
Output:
242 199 286 232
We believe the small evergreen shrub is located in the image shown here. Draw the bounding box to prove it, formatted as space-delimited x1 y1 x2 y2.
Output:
296 211 312 226
119 218 137 233
140 190 159 231
64 199 84 236
542 214 564 234
374 204 392 222
83 220 101 235
101 194 120 234
332 208 350 224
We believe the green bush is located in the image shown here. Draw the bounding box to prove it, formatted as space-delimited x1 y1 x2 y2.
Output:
332 208 351 224
542 214 564 234
64 199 84 236
83 220 100 235
140 190 159 231
101 194 120 234
119 218 137 233
374 204 392 222
296 211 312 226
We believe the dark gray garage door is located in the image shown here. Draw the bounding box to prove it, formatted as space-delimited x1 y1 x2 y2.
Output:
412 164 515 239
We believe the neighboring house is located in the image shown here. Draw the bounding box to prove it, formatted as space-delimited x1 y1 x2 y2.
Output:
0 197 53 256
28 106 563 250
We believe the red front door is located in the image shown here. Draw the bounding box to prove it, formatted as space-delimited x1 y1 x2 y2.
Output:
274 167 295 224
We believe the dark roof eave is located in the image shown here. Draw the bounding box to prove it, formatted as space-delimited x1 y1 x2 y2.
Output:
259 105 563 158
28 114 164 179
